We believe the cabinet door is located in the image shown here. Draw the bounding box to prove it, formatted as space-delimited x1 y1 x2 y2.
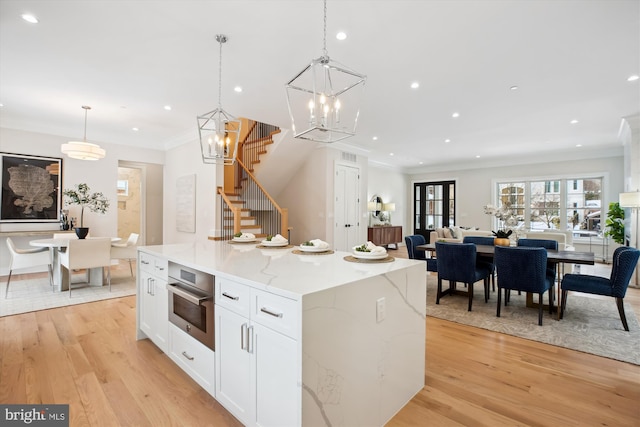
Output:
153 277 168 353
254 323 298 427
215 305 253 424
139 271 154 339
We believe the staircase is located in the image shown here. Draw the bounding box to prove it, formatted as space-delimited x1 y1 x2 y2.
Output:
216 119 288 241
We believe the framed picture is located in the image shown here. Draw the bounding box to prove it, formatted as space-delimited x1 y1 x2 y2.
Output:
1 152 62 222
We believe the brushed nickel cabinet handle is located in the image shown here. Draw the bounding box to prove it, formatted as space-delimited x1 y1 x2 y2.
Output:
260 307 283 318
222 292 240 301
181 351 194 361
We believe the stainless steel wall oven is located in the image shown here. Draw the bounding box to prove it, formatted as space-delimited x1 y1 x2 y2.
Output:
167 262 214 350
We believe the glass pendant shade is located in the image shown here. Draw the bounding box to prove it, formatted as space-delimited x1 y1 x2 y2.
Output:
286 56 365 143
198 107 241 165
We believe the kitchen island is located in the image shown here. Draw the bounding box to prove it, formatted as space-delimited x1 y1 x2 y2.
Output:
137 240 426 427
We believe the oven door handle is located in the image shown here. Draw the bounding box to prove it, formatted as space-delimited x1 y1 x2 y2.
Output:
167 283 211 305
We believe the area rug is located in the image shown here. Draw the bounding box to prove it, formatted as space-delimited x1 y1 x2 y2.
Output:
0 269 136 317
426 275 640 365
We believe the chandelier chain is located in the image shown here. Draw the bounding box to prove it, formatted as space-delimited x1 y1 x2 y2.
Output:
218 36 223 108
322 0 328 57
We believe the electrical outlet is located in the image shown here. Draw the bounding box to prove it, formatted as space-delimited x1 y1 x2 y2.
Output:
376 297 386 323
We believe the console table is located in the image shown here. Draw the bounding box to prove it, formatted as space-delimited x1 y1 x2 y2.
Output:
367 225 402 249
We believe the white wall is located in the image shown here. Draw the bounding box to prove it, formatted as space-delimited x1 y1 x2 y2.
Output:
0 127 164 274
367 166 409 235
408 156 624 231
163 139 220 244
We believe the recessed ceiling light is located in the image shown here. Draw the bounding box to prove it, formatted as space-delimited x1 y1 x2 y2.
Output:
576 144 582 147
628 75 639 82
452 112 460 118
336 32 347 40
389 153 394 156
0 104 4 107
570 119 579 124
372 136 378 141
21 14 38 24
164 105 172 111
410 82 419 89
475 155 481 158
234 86 242 92
419 161 423 165
510 85 519 90
132 127 139 132
445 139 451 143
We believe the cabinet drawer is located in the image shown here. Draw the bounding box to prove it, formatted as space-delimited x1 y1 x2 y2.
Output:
251 289 298 339
139 252 168 279
169 324 215 396
216 277 251 317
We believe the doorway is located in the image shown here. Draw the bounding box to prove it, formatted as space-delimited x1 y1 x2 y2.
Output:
117 166 142 242
334 163 360 251
413 180 456 241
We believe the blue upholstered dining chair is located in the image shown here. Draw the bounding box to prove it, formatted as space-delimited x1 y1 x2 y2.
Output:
560 246 640 331
494 246 555 326
435 242 492 311
405 235 437 272
463 235 496 292
517 238 559 297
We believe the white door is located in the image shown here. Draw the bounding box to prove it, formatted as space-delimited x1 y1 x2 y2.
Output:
334 164 360 251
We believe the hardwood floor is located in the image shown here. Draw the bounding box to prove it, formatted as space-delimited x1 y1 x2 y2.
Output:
1 256 639 426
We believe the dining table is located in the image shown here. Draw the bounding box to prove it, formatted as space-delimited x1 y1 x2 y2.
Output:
417 243 595 319
30 237 121 291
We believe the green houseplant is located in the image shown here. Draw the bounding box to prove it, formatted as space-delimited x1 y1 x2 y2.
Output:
604 202 625 244
63 183 110 239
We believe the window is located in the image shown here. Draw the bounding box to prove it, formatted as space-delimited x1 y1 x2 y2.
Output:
413 181 456 239
492 176 603 238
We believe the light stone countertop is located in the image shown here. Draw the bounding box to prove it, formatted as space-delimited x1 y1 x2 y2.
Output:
139 240 423 300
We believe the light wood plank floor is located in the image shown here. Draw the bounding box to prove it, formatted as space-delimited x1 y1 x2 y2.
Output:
1 256 639 426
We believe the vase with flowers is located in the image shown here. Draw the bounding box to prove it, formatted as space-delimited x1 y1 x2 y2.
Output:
62 183 110 239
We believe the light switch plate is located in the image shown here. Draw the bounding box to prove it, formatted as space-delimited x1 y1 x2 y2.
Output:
376 297 386 323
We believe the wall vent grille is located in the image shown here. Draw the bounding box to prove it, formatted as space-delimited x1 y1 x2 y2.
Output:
341 152 357 163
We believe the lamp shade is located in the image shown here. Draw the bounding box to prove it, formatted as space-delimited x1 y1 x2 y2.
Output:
61 141 106 160
367 201 378 211
382 202 396 212
619 191 640 208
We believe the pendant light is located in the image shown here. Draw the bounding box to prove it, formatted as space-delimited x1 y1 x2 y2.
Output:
198 34 242 165
285 0 366 143
61 106 106 160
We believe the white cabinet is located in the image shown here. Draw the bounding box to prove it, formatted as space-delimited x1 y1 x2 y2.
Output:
215 278 299 427
168 323 215 396
137 252 168 353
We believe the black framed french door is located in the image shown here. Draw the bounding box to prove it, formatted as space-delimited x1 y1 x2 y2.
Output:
413 181 456 241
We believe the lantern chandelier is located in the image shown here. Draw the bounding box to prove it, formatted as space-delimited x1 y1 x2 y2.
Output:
198 34 241 165
61 106 106 161
285 0 366 143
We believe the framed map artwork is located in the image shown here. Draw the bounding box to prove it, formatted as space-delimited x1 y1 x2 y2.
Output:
1 152 62 222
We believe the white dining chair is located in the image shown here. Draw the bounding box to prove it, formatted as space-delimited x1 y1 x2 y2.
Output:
53 232 78 240
59 237 112 297
5 237 53 298
110 233 139 276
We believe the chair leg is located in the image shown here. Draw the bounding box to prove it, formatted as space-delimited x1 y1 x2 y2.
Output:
48 264 54 291
549 288 554 316
5 270 13 298
538 293 543 326
128 259 133 277
491 272 495 292
436 277 442 304
497 286 502 317
468 283 473 311
484 278 489 303
560 290 568 319
107 267 112 292
616 297 629 332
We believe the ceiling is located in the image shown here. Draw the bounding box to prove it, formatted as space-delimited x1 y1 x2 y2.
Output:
1 0 639 172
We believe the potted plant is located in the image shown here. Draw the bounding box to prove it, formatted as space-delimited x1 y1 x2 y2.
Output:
63 183 110 239
604 202 625 244
492 229 512 246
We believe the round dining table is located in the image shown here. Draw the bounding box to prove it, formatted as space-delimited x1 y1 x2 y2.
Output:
30 237 121 291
